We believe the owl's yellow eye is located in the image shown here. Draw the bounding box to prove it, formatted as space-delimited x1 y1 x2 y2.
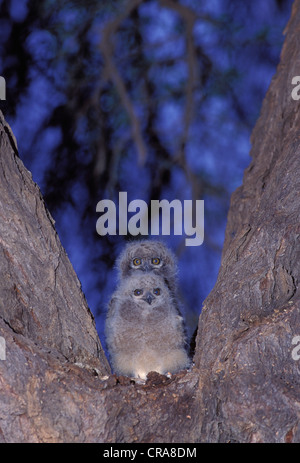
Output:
133 258 142 266
151 257 160 265
134 289 143 296
153 288 161 296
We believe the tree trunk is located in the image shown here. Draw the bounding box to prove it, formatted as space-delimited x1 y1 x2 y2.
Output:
1 0 300 443
194 0 300 442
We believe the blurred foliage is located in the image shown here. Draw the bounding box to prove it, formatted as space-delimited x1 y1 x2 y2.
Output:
0 0 293 341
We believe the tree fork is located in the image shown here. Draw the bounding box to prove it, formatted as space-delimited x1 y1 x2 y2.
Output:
0 0 300 443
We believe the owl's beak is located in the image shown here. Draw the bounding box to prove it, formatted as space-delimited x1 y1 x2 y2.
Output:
143 292 154 305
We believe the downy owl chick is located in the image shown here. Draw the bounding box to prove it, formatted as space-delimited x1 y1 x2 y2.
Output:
116 240 178 296
105 273 190 379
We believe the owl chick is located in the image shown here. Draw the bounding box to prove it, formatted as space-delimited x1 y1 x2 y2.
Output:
116 240 178 296
105 273 190 379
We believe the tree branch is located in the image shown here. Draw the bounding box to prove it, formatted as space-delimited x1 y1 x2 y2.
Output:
99 0 147 164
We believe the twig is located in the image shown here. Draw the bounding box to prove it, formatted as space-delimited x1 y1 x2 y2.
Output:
159 0 198 166
99 0 147 164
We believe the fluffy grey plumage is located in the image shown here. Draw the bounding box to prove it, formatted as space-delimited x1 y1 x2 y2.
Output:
105 273 190 379
116 240 178 295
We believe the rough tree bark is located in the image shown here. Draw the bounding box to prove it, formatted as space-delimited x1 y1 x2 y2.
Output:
0 0 300 443
194 1 300 442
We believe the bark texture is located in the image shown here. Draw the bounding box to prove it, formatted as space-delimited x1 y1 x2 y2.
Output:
0 111 110 376
194 0 300 442
0 0 300 443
